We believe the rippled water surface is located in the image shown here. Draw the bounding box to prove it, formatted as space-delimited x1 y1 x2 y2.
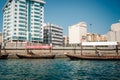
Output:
0 59 120 80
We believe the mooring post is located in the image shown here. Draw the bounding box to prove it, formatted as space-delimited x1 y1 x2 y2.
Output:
95 46 98 54
0 44 1 55
74 45 76 54
50 43 52 54
116 45 118 56
50 47 52 54
81 45 83 56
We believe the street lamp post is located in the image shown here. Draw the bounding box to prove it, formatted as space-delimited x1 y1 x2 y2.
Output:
115 31 117 41
90 24 92 42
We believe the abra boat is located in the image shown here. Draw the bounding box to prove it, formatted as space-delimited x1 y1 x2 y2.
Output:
66 54 120 60
16 45 55 59
66 42 120 60
0 45 9 59
0 54 9 59
16 53 55 59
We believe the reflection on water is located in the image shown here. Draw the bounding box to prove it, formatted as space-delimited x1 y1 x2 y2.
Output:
0 59 120 80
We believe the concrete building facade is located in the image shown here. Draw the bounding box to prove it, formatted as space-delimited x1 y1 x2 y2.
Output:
107 22 120 42
2 0 45 43
69 22 87 44
63 35 69 46
43 23 63 46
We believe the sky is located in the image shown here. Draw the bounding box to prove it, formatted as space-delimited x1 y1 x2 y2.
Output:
0 0 120 35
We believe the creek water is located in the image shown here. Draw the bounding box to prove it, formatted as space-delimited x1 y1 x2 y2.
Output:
0 59 120 80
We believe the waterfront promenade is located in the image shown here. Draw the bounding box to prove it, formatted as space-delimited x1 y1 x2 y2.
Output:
1 45 120 59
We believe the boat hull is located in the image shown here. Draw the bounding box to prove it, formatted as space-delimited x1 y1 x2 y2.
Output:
16 54 55 59
0 54 8 59
66 54 120 60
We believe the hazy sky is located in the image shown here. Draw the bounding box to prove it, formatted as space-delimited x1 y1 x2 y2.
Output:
0 0 120 35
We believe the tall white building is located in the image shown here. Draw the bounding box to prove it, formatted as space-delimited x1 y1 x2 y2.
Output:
111 22 120 31
107 22 120 42
69 22 87 44
43 23 63 46
2 0 45 43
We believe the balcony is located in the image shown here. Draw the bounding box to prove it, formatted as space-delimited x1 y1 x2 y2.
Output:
34 2 40 6
19 18 26 22
34 11 40 15
19 8 27 13
19 5 27 9
19 10 26 15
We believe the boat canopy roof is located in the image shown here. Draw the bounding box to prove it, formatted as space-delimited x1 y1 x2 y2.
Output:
82 42 117 46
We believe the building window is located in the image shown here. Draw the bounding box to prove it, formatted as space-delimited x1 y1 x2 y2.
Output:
19 1 26 4
15 1 17 3
15 12 17 15
15 5 17 7
15 9 17 11
19 5 26 8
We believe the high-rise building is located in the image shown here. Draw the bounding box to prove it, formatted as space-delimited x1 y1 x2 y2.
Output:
69 22 87 44
43 23 63 46
2 0 45 43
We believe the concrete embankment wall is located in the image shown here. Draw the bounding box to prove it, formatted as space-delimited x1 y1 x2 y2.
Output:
1 46 120 58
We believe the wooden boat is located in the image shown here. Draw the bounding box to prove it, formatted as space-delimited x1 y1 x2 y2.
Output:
16 44 55 59
16 53 55 59
0 54 9 59
0 45 9 59
66 54 120 60
66 42 120 60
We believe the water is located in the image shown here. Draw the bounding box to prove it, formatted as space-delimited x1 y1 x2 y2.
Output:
0 59 120 80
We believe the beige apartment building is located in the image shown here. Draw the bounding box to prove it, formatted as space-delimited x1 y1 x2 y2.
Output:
87 33 107 42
